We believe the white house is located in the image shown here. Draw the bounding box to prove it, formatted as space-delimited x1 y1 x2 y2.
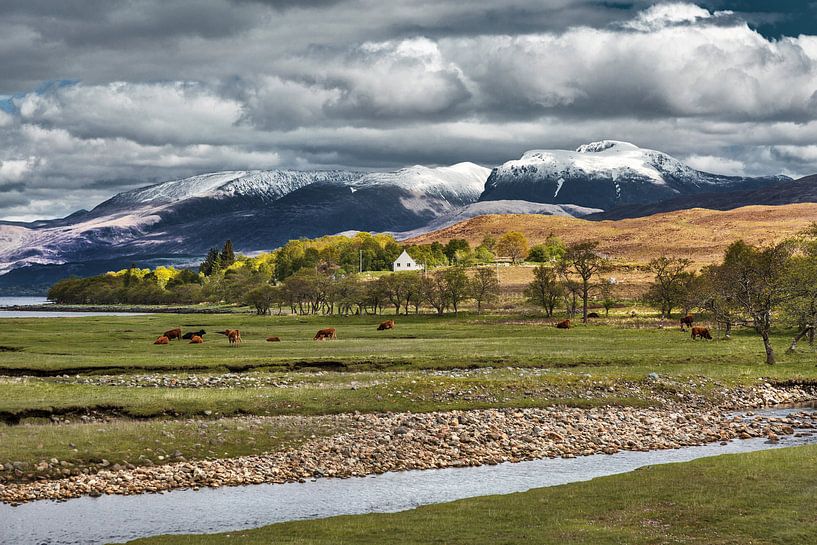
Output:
393 250 423 271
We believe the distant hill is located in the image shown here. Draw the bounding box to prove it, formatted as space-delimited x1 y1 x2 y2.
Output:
405 203 817 267
586 174 817 220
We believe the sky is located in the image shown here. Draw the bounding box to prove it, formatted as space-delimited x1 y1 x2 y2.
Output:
1 0 817 221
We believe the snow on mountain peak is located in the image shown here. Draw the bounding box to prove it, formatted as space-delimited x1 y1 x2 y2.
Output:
513 142 670 184
353 162 490 196
575 140 640 153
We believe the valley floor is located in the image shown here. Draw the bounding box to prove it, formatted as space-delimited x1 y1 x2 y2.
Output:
2 312 817 539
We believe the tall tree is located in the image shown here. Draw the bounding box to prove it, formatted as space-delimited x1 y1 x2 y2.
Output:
469 267 501 314
495 231 529 264
560 241 609 323
644 256 694 318
710 240 793 364
444 267 470 315
220 240 236 268
423 271 450 315
199 248 221 276
525 265 562 317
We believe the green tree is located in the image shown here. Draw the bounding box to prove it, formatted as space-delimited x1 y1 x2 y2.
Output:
495 231 529 264
219 240 236 268
644 256 693 318
199 248 221 276
710 240 793 364
244 284 279 315
444 239 470 264
525 265 562 317
600 278 619 316
444 268 470 315
469 267 501 313
527 234 566 262
560 241 609 323
423 271 450 315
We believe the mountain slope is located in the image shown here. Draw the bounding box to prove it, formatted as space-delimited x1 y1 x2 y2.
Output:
0 164 491 278
586 174 817 220
480 140 789 210
394 200 602 240
406 203 817 267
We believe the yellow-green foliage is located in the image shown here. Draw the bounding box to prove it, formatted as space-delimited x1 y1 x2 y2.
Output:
107 267 150 279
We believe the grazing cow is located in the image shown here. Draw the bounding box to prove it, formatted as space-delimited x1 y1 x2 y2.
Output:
691 326 712 340
314 327 337 340
680 315 694 331
587 312 601 319
377 320 395 331
189 335 204 344
216 329 241 345
163 328 182 341
182 329 206 340
153 336 170 345
556 319 571 329
266 336 281 342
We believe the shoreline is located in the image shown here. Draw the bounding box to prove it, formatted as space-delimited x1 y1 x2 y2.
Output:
2 384 815 506
0 304 242 314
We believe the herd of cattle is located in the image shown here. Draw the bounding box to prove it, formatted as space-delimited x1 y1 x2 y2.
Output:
152 320 397 346
152 315 712 346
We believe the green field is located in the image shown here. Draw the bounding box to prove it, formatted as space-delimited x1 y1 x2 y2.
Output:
1 313 814 375
2 311 817 483
126 445 817 545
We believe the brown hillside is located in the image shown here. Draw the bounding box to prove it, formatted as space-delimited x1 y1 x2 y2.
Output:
407 203 817 267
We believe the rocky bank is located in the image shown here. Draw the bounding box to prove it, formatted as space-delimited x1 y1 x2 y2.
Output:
2 383 816 506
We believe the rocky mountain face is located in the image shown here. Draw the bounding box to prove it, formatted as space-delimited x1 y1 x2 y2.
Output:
480 140 789 210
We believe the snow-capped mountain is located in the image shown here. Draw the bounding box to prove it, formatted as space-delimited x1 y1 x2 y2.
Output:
480 140 790 210
0 142 805 294
0 164 490 285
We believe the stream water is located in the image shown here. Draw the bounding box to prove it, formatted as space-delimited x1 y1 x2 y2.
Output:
1 408 814 545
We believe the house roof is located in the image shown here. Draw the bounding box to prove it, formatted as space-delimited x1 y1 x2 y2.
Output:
395 250 416 263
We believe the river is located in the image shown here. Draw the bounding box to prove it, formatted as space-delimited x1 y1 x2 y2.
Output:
1 407 814 545
0 297 145 318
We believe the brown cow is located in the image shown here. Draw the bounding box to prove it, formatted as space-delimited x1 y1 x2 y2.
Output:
266 336 281 342
680 315 694 331
164 328 182 341
216 329 241 345
189 335 204 344
556 319 571 329
153 336 170 345
691 326 712 340
314 327 337 340
377 320 395 331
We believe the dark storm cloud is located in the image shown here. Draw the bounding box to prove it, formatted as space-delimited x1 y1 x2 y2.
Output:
1 0 817 220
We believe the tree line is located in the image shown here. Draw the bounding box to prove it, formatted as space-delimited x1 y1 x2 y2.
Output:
521 228 817 365
46 231 547 307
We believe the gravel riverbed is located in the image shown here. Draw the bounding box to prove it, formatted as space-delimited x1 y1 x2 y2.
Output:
2 383 816 506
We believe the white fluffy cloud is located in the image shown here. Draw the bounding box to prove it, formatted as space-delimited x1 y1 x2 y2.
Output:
3 2 817 220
